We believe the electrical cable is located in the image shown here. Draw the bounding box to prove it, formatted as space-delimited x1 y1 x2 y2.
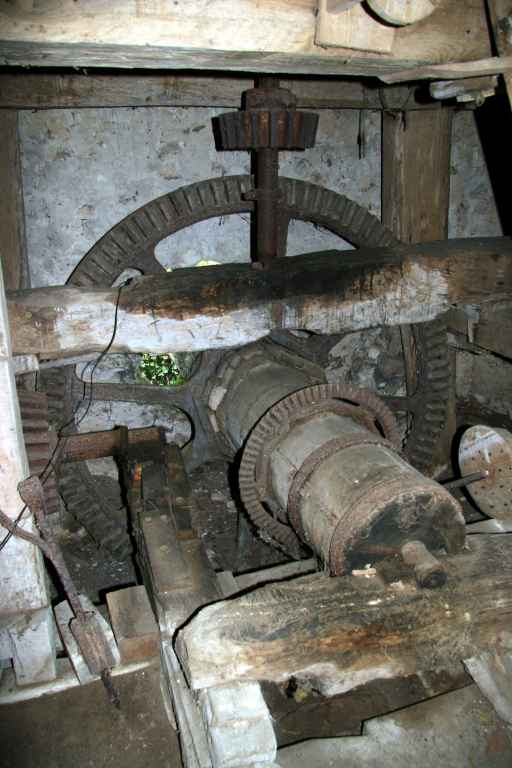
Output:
0 281 128 553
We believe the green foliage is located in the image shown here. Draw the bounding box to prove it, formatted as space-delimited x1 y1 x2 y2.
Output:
137 261 214 387
138 353 187 387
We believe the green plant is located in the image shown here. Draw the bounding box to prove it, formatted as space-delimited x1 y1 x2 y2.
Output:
137 352 187 387
137 261 214 387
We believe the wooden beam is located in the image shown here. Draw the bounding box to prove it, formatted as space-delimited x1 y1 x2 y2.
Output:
380 55 512 84
175 534 512 694
382 108 454 469
0 72 440 111
0 110 29 291
382 109 453 243
6 238 512 359
59 425 163 463
0 0 491 76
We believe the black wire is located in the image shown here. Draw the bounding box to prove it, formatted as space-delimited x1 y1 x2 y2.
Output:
0 281 128 553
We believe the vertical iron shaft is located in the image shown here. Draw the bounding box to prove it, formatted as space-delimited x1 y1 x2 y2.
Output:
255 77 280 268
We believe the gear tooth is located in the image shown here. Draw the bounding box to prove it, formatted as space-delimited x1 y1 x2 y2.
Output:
34 175 449 547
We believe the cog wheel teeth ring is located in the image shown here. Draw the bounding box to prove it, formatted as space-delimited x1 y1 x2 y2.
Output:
239 383 401 557
41 174 449 550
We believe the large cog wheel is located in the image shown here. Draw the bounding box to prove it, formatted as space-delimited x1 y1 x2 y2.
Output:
40 175 449 554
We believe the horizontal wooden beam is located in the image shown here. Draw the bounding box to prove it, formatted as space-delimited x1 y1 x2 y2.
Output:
0 0 491 77
59 425 162 463
0 72 438 111
380 55 512 84
176 534 512 694
6 238 512 359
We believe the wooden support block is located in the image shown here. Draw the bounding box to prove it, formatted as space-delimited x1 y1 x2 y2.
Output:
176 535 512 695
3 607 56 686
316 0 395 53
106 586 159 665
134 459 221 636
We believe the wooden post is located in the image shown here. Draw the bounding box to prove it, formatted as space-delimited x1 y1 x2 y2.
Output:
382 109 453 243
382 108 455 473
0 260 56 685
0 110 29 291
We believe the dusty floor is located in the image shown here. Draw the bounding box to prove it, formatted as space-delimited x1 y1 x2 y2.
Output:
279 685 512 768
2 670 512 768
0 662 181 768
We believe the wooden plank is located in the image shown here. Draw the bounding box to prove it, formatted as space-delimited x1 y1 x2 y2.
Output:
0 110 29 291
6 238 512 360
176 534 512 694
315 0 395 54
0 0 491 76
380 55 512 83
106 585 159 665
486 1 512 106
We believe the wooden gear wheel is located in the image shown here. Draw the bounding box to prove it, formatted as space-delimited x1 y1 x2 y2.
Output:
39 175 450 555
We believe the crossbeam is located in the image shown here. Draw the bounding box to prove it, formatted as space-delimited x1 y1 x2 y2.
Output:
6 238 512 360
176 534 512 696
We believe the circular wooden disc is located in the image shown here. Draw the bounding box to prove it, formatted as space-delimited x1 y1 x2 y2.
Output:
459 425 512 521
366 0 439 26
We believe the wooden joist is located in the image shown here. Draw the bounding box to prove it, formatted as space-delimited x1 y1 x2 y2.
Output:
0 0 491 76
176 534 512 695
6 238 512 359
0 73 440 112
380 54 512 83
